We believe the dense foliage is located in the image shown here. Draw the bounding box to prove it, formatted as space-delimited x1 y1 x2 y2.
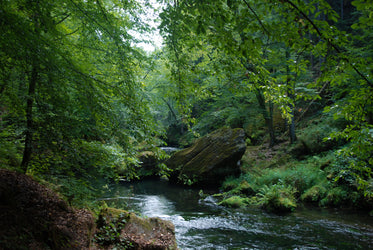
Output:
156 0 372 199
0 0 372 209
0 0 162 203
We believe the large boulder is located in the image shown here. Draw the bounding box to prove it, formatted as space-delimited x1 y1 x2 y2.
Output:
97 207 177 250
166 127 246 186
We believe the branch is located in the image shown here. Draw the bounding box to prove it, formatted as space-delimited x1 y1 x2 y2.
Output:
283 0 373 87
242 0 270 37
55 13 70 25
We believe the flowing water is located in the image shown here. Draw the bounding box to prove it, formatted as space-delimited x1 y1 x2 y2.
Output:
102 180 373 249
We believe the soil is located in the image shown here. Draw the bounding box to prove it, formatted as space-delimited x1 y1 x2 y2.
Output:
0 169 178 250
0 169 94 249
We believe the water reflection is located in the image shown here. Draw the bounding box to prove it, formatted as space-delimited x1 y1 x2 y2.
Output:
137 194 175 217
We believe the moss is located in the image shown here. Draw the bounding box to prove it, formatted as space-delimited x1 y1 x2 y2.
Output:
237 180 255 195
301 184 327 203
95 207 177 249
218 195 248 208
258 184 297 213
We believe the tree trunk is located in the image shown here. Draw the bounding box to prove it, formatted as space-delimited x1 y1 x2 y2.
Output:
255 88 276 147
286 50 297 144
268 101 276 147
21 64 38 173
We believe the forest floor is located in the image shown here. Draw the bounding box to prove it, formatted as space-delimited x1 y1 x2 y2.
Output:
0 169 94 249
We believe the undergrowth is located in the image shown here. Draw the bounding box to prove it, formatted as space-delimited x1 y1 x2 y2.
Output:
218 149 372 213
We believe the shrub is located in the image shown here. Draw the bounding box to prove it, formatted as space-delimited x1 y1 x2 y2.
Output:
320 187 349 207
294 114 346 156
95 208 132 248
221 175 241 191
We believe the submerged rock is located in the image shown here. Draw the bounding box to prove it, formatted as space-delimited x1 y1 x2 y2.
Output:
166 127 246 186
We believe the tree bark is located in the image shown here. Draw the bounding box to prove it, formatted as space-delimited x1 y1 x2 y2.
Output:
286 50 297 144
255 88 276 147
21 64 38 173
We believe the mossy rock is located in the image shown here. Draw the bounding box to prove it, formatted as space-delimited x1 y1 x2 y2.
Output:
258 185 297 213
166 127 246 186
218 196 248 208
260 196 297 213
237 180 255 195
96 207 177 249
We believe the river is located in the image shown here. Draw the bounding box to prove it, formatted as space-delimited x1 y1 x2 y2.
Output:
102 179 373 249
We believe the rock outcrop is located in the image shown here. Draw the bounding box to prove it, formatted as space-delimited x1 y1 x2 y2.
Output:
166 127 246 186
97 207 177 250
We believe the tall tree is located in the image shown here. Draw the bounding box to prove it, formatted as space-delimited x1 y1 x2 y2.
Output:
158 0 372 193
0 0 157 176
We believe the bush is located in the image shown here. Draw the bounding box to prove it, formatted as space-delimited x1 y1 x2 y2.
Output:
320 187 349 207
95 208 132 248
0 126 23 168
237 180 255 195
222 175 244 191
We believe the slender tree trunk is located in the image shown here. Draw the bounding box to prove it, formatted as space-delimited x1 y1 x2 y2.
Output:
255 88 276 147
286 50 297 144
268 101 276 147
21 64 38 173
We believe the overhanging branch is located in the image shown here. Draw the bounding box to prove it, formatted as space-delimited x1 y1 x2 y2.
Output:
283 0 373 87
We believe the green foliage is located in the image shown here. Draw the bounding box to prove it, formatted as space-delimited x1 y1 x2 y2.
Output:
256 162 327 197
294 114 346 155
319 187 351 207
257 184 297 213
0 0 166 205
218 150 370 211
301 183 328 203
0 125 23 168
157 0 373 195
95 211 132 248
221 175 243 192
218 195 249 209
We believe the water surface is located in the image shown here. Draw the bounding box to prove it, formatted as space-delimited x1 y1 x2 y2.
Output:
102 180 373 249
